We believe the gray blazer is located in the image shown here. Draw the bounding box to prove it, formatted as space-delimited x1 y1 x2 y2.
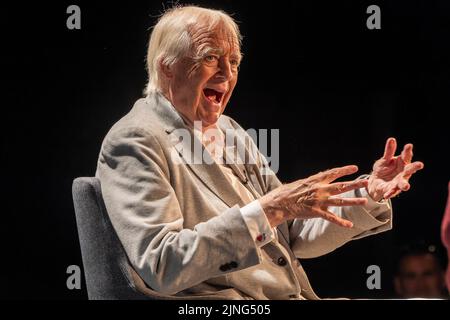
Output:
96 92 393 300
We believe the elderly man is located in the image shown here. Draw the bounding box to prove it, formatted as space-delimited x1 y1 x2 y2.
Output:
96 6 424 299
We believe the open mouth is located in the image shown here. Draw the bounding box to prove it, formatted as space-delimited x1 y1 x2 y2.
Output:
203 88 224 104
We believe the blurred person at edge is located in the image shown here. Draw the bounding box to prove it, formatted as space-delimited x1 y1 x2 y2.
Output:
394 243 448 299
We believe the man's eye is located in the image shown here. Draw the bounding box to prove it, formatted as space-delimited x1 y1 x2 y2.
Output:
230 59 240 67
204 55 218 62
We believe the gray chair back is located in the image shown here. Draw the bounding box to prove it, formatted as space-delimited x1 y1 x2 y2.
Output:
72 177 150 300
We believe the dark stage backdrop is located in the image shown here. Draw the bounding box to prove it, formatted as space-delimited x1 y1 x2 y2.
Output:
2 0 449 299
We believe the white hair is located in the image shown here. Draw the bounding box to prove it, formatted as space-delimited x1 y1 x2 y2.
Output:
145 5 242 95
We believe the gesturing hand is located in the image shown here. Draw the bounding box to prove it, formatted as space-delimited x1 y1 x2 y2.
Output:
259 165 369 229
368 138 424 202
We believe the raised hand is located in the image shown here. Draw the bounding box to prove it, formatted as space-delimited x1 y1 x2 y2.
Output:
368 137 424 201
259 165 369 228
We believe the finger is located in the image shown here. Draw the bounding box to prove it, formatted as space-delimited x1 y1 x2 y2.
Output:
321 197 368 207
401 144 413 164
397 178 411 191
384 187 401 199
319 165 359 183
309 206 353 228
384 177 412 199
403 161 424 178
325 179 369 196
383 181 402 198
383 137 397 160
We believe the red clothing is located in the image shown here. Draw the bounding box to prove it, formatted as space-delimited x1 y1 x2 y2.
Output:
442 181 450 289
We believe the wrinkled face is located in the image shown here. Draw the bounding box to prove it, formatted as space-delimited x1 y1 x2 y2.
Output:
162 23 241 129
395 254 446 298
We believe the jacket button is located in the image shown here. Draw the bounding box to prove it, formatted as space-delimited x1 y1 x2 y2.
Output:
277 257 287 266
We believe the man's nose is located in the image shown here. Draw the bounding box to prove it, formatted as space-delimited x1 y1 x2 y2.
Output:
216 59 233 81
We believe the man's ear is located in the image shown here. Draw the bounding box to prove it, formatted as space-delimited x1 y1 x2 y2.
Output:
159 60 173 79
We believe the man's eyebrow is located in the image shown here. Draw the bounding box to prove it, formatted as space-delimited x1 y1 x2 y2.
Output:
201 47 225 56
202 47 242 60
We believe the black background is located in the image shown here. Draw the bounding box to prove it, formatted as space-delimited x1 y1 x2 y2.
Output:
2 0 449 299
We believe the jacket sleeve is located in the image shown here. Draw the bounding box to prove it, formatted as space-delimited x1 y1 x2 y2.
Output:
96 127 262 295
